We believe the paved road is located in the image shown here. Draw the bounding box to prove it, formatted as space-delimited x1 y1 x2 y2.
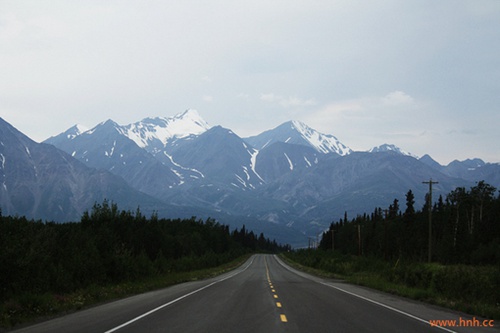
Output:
12 255 498 332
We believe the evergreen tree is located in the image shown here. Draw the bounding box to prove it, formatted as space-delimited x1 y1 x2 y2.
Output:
404 190 415 218
389 199 399 219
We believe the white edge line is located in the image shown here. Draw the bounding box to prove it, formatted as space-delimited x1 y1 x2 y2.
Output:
273 255 458 333
104 257 255 333
319 283 458 333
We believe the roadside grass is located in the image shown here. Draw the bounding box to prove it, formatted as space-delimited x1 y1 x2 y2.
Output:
281 251 500 321
0 255 251 330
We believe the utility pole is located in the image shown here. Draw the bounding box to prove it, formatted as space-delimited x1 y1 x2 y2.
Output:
423 178 439 263
383 209 389 260
357 223 361 256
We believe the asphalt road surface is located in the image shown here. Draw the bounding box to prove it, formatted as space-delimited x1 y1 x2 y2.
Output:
12 254 498 333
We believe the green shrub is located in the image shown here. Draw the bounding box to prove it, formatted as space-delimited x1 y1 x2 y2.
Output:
432 265 499 304
284 250 500 320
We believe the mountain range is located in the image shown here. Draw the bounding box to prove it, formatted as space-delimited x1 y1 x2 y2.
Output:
2 110 499 246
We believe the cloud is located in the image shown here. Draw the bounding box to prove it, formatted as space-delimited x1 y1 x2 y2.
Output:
260 93 316 108
381 91 415 106
303 91 416 125
297 91 434 152
1 1 499 164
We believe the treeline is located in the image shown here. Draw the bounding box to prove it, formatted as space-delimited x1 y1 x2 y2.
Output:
319 181 500 264
0 200 289 300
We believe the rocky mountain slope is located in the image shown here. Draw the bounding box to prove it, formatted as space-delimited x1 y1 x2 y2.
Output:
2 110 499 246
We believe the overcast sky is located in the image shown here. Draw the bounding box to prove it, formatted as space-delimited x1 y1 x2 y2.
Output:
1 1 499 165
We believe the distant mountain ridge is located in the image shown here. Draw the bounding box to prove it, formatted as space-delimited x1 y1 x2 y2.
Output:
119 109 210 152
368 143 418 158
41 110 500 245
245 120 352 155
1 110 499 246
0 117 162 222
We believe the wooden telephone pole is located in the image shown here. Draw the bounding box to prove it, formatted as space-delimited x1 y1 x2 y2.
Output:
357 223 361 256
423 178 438 262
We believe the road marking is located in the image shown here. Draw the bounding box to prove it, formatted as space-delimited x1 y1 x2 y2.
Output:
319 283 458 333
273 255 458 333
104 256 255 333
265 256 288 324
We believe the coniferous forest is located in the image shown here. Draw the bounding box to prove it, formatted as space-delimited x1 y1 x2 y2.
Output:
318 181 500 264
284 181 500 319
0 200 289 326
2 182 500 325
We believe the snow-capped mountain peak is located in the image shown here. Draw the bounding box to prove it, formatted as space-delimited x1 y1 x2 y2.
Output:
167 109 210 137
120 109 211 150
44 124 89 144
73 124 89 137
84 119 120 136
289 120 352 155
368 143 418 158
245 120 352 156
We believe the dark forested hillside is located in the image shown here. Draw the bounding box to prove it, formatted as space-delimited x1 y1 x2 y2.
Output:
0 201 289 302
286 181 500 320
318 181 500 264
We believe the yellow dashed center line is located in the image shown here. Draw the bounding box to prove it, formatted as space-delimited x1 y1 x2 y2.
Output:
265 256 288 324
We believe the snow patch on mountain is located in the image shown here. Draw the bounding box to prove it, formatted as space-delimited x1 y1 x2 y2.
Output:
64 124 89 139
261 139 272 149
105 140 117 157
163 152 205 180
235 168 258 189
290 120 352 155
121 109 210 149
249 150 265 183
368 143 418 158
245 120 352 156
53 124 90 140
284 153 294 170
